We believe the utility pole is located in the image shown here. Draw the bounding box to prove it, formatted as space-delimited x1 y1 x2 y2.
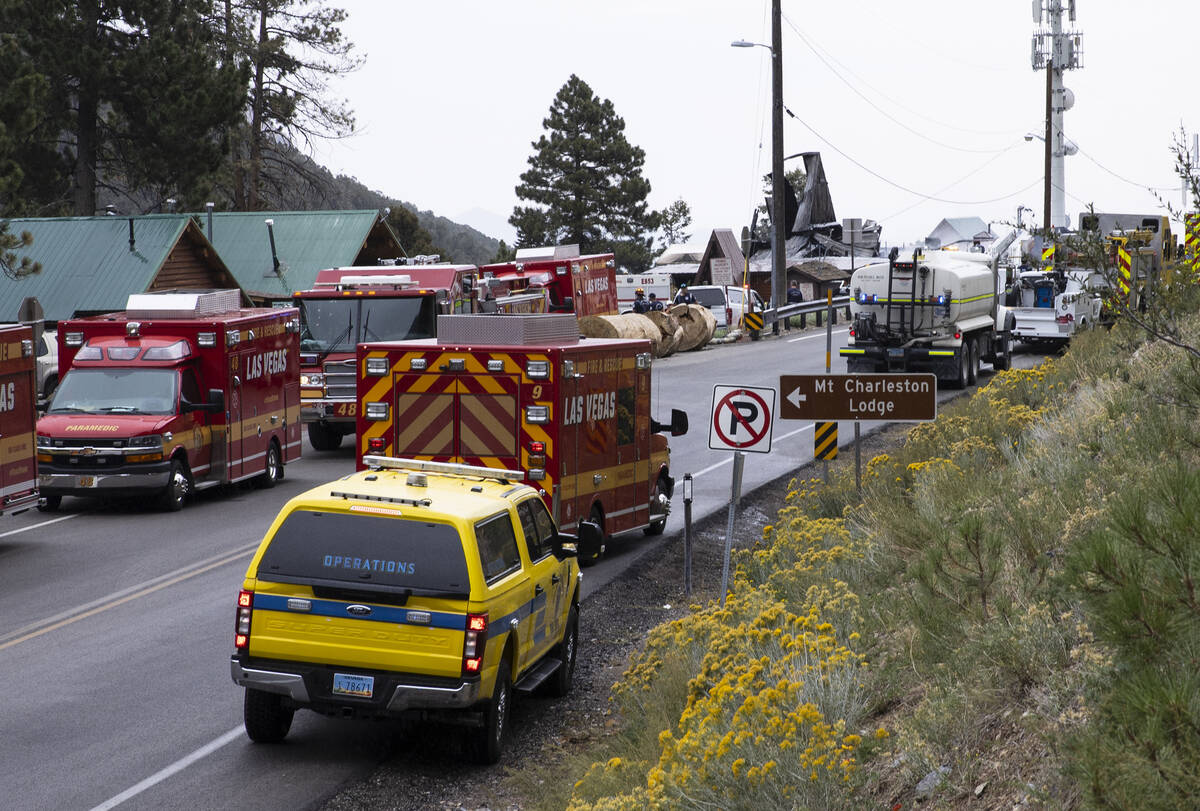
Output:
1032 0 1082 232
770 0 785 335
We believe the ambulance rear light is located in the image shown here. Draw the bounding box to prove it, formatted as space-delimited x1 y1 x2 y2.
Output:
367 437 386 453
528 469 546 481
197 332 217 348
235 590 253 650
65 332 84 347
365 401 389 420
636 353 652 370
126 321 141 338
21 339 32 357
525 360 550 379
556 265 569 276
529 441 545 453
143 340 192 361
409 358 428 371
463 612 488 675
226 331 241 347
74 345 103 361
447 358 466 371
525 405 550 424
285 318 300 334
487 359 504 372
365 357 389 376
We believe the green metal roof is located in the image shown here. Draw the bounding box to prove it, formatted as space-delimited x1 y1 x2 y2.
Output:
195 210 396 297
0 215 198 322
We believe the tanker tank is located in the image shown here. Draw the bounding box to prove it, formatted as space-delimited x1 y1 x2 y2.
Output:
850 252 995 333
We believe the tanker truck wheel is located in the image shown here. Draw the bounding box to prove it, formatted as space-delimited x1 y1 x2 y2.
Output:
967 338 980 385
952 346 970 389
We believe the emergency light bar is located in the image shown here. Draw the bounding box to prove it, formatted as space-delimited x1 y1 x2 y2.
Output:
335 275 414 289
362 456 523 483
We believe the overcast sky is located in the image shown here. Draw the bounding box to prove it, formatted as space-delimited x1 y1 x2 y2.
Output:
313 0 1197 248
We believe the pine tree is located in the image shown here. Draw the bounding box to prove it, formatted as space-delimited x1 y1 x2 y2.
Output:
511 75 657 271
0 0 247 216
221 0 359 210
656 198 693 254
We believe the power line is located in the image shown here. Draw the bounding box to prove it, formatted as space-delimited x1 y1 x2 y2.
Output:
782 13 1021 147
786 106 1041 205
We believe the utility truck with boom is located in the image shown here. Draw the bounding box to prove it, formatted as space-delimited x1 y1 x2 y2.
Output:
840 231 1016 387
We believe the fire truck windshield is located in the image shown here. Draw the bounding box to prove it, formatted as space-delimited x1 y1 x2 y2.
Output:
298 297 437 352
47 368 179 415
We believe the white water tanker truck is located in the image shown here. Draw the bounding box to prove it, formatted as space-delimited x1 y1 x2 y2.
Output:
839 232 1017 388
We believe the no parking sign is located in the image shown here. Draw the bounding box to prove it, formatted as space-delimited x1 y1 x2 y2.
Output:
708 385 776 454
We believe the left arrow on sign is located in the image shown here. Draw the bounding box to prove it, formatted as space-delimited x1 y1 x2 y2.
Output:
785 387 806 410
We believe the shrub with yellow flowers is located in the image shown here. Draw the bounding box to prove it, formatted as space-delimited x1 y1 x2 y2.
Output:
569 503 870 810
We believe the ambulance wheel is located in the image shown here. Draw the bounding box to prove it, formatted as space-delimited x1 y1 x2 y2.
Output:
243 688 294 743
547 605 579 698
256 441 283 489
38 494 62 512
581 506 605 563
468 654 511 764
160 459 190 511
307 422 342 451
644 478 668 536
967 338 980 385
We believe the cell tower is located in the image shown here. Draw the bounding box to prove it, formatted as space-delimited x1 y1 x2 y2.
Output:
1031 0 1083 231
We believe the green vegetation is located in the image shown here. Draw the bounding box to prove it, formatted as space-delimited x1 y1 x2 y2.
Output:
519 283 1200 808
511 75 659 272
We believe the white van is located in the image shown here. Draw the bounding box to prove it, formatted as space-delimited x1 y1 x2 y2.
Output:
685 285 765 329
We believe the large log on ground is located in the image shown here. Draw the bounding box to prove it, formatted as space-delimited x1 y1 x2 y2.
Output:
645 310 683 356
578 313 663 356
668 303 716 351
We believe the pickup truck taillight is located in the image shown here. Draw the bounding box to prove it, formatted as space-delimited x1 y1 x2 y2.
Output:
463 612 488 676
235 590 253 650
1056 313 1074 324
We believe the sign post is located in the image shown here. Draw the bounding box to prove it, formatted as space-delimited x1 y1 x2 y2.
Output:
710 384 776 605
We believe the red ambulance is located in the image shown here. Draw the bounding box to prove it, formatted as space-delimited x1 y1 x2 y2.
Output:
0 324 39 516
480 253 618 317
37 290 300 511
355 313 687 559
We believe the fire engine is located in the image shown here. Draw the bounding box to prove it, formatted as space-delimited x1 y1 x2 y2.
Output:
37 290 301 511
0 324 39 516
295 260 481 451
355 313 687 558
480 252 618 317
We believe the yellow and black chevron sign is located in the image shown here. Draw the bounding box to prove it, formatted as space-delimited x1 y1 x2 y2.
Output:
744 310 763 332
814 421 838 460
1117 247 1132 296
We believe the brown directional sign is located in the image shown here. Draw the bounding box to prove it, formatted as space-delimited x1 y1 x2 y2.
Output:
779 373 938 422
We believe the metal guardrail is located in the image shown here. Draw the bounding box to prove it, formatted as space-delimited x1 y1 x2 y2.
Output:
761 296 852 326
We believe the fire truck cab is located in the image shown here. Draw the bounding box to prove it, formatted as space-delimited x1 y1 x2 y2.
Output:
295 261 479 451
356 313 687 559
0 324 39 516
37 290 301 511
480 252 617 317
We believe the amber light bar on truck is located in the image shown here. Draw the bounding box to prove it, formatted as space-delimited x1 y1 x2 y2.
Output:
234 590 253 650
362 456 522 483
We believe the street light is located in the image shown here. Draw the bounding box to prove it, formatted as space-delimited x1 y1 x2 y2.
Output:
731 4 785 334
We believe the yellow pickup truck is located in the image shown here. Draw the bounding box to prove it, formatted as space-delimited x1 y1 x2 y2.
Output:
230 456 588 763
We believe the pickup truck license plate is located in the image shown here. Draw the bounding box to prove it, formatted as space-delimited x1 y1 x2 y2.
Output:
79 476 96 488
332 673 373 698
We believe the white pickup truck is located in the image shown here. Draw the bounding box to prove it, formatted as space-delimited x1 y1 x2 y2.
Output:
1006 269 1102 345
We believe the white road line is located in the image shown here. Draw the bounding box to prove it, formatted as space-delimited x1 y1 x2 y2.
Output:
787 328 848 344
0 512 79 539
88 727 243 811
0 542 258 647
692 422 815 479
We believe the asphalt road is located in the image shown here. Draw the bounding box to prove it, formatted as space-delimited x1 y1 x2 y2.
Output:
0 324 1044 810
